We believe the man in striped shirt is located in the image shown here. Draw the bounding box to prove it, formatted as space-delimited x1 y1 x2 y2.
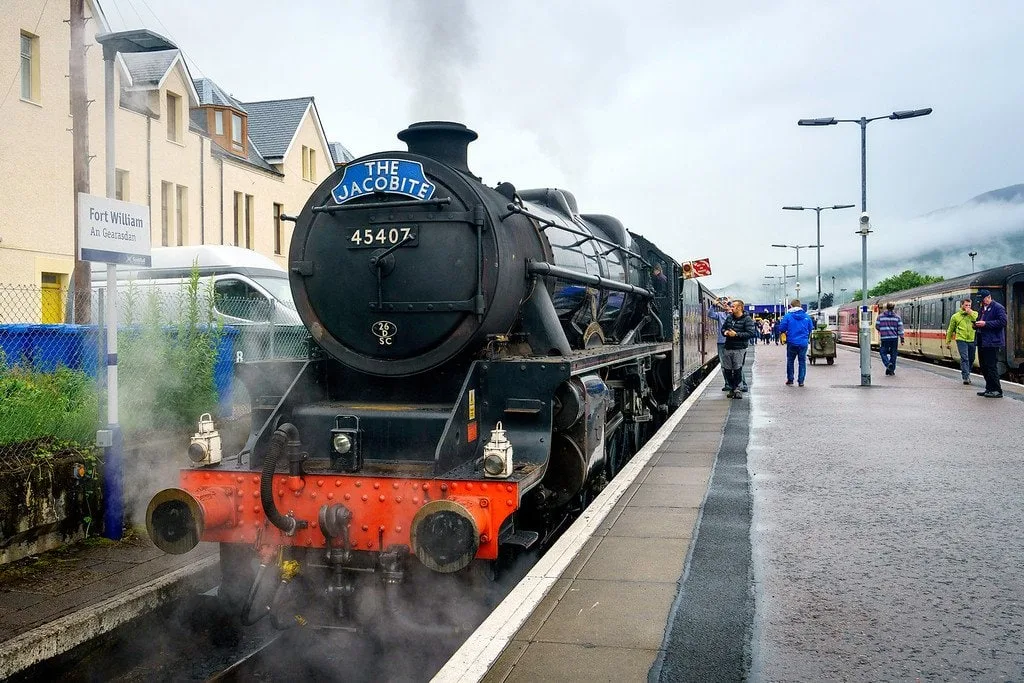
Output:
875 302 905 375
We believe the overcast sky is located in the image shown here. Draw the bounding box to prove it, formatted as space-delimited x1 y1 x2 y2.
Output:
107 0 1024 295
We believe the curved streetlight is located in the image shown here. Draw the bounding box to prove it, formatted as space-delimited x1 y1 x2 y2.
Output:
798 107 933 386
968 250 978 273
782 204 855 316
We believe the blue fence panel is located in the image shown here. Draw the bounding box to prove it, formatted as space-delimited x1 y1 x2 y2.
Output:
215 327 239 414
0 324 101 375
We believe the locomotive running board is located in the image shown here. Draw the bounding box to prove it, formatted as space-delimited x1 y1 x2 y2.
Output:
554 342 674 375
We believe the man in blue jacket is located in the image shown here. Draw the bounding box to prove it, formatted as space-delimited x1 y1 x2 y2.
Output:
777 299 814 387
974 289 1007 397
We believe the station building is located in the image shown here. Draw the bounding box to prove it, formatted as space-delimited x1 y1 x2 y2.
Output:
0 0 353 320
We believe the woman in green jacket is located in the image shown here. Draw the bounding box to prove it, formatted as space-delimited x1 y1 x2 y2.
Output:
945 298 978 384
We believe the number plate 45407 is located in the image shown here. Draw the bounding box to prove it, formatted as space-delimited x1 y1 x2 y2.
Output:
346 226 419 249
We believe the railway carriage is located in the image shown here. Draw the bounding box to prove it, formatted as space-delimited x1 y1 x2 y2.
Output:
837 264 1024 379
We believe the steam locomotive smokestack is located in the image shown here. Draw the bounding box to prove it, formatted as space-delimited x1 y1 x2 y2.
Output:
398 121 478 175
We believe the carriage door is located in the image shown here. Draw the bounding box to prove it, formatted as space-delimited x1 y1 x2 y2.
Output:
907 299 921 353
940 297 955 360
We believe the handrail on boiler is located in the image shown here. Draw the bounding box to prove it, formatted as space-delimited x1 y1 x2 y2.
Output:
527 260 654 298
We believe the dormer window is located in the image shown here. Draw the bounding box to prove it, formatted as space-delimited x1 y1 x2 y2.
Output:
204 105 247 157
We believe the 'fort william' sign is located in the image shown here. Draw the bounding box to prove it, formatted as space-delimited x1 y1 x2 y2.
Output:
78 193 151 266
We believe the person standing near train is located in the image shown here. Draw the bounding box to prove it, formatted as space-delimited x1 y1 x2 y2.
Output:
945 298 978 385
721 299 757 398
709 297 749 393
974 289 1006 398
776 299 814 386
875 302 905 375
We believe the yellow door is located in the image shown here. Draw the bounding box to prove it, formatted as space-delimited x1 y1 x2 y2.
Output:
40 273 64 323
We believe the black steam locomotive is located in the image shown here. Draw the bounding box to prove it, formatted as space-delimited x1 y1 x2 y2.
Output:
147 122 717 627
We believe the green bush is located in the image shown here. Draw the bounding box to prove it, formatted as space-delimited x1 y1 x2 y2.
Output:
118 265 223 435
0 365 99 447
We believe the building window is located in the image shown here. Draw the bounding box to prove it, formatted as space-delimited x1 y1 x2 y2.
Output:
20 31 40 102
232 113 243 149
302 146 316 182
233 192 242 246
166 92 181 142
245 194 254 249
161 181 173 246
115 169 129 201
214 110 224 136
273 203 284 255
234 192 253 248
176 185 188 246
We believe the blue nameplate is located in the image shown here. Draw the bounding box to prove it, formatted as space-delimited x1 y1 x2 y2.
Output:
331 159 436 204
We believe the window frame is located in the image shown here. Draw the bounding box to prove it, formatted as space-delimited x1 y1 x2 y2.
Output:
214 110 224 136
231 112 244 151
175 184 188 246
166 91 182 142
161 181 173 246
115 169 129 201
20 31 40 103
273 202 284 255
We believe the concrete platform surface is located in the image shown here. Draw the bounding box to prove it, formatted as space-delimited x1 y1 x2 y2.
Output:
437 367 737 682
0 532 217 679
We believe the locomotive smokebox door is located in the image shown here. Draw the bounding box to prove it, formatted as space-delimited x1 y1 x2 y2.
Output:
290 123 535 377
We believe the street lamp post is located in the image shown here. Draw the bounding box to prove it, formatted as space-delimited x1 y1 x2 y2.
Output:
840 288 848 304
831 276 836 303
968 250 978 273
782 205 855 316
94 29 176 541
798 107 933 386
767 266 797 306
771 245 813 299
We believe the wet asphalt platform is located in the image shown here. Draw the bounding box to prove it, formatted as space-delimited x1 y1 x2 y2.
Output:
444 343 1024 682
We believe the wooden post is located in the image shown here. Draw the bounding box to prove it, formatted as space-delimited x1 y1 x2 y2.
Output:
70 0 92 323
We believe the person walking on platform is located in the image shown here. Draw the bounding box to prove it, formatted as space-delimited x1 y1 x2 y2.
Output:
875 302 905 375
760 318 772 344
777 299 814 386
945 298 978 385
721 299 757 398
974 289 1006 397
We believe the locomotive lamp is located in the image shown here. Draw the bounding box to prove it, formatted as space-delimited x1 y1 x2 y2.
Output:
187 413 221 466
482 422 514 478
331 415 362 473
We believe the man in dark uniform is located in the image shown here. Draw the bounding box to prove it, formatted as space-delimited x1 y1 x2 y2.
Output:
974 289 1007 398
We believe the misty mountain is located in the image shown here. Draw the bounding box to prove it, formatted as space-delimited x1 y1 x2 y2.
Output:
726 184 1024 304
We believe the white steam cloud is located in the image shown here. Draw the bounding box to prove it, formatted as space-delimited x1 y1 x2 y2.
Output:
387 0 479 122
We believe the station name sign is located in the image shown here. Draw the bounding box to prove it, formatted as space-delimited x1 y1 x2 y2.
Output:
78 193 152 266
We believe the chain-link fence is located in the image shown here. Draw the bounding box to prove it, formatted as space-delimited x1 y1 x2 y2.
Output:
0 283 310 469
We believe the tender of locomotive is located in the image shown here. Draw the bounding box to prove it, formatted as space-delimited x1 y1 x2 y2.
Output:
837 263 1024 379
146 121 716 627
